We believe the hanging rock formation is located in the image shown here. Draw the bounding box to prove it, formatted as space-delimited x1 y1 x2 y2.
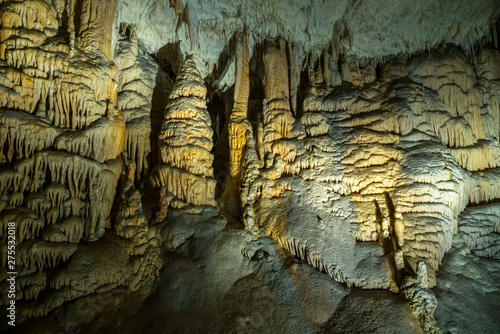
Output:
229 36 253 189
0 0 124 243
238 43 500 294
0 1 500 334
115 24 157 180
0 0 161 329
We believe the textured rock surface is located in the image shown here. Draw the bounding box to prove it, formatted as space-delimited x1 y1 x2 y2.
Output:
253 44 500 292
117 0 500 79
151 55 217 209
0 0 161 329
0 1 499 334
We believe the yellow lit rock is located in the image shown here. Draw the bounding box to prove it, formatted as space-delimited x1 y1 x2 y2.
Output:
0 1 499 333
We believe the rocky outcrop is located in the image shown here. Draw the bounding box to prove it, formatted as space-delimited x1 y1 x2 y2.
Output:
115 24 157 180
228 36 253 189
402 262 442 334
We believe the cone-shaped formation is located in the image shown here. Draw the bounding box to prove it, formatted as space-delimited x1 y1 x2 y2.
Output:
152 56 216 208
115 25 157 179
229 36 253 189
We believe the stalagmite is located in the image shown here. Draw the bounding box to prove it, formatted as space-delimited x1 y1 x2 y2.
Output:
115 25 156 179
240 133 261 235
151 55 216 208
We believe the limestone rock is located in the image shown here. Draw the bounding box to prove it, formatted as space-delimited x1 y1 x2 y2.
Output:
402 262 443 334
229 36 253 189
152 55 216 208
0 1 499 333
115 25 157 179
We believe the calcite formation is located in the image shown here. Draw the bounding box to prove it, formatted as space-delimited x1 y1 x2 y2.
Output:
229 36 252 189
0 1 499 334
151 55 217 209
247 44 500 292
115 24 157 180
0 0 160 329
402 262 441 334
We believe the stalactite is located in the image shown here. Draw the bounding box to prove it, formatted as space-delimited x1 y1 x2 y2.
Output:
288 43 301 115
0 151 122 239
54 104 126 163
0 1 167 327
18 239 77 271
77 0 118 60
1 48 115 122
1 209 45 244
468 168 500 204
476 45 500 140
252 43 500 291
0 1 59 33
459 203 500 257
0 1 498 329
275 233 389 289
42 216 84 243
17 273 46 301
260 40 307 182
408 45 490 148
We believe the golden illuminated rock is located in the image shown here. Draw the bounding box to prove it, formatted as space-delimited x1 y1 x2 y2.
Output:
229 36 253 189
115 25 157 179
76 0 118 60
0 1 499 333
254 44 500 291
261 41 305 157
151 55 216 208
